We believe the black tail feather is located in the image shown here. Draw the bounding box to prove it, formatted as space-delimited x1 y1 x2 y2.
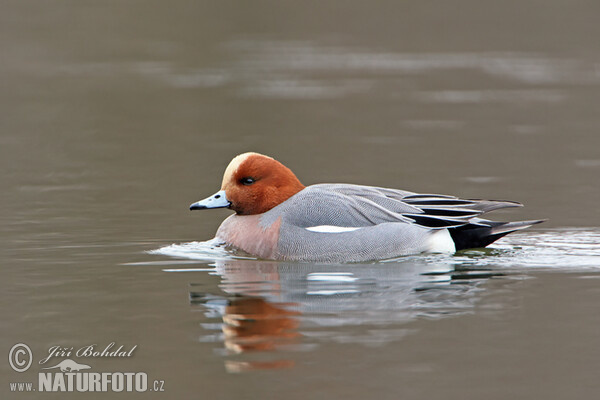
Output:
449 219 546 251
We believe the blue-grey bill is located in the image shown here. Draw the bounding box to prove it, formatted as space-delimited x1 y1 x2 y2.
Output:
190 190 231 210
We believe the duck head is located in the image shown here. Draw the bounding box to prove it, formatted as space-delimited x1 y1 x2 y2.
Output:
190 152 305 215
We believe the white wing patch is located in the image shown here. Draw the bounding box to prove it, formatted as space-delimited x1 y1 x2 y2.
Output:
305 225 362 233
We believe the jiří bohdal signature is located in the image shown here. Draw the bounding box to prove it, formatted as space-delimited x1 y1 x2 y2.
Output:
38 342 137 365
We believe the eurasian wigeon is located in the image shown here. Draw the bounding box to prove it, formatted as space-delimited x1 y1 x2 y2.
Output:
190 152 544 262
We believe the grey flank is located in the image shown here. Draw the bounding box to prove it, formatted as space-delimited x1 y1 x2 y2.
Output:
259 184 544 262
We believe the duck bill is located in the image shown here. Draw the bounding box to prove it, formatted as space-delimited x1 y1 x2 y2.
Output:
190 190 231 210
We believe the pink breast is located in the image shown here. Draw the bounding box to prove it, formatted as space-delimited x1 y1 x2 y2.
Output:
215 215 282 259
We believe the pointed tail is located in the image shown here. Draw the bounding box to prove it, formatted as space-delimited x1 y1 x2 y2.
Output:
449 219 546 251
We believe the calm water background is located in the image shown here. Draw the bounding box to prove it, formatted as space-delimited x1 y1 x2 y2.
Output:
2 1 600 399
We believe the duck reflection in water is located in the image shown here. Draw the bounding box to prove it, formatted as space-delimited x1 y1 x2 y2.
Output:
191 260 303 372
189 255 507 372
221 296 300 352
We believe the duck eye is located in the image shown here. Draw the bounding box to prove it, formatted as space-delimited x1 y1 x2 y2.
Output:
240 177 255 185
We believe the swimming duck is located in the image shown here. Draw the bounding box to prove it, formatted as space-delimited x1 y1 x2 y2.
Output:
190 152 543 262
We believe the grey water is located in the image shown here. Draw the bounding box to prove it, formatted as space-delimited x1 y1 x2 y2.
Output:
2 1 600 399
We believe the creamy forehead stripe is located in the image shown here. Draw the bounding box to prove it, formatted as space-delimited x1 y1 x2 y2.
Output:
221 152 257 188
305 225 362 233
221 153 248 187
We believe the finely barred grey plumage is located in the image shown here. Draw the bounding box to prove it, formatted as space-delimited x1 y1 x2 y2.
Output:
257 184 543 262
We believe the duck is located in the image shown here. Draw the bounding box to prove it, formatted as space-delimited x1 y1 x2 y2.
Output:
190 152 544 262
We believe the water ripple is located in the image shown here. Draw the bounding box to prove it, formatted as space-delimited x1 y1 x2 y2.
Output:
152 229 600 271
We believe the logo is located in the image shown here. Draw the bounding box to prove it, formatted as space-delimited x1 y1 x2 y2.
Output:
9 344 33 373
41 359 91 372
8 342 165 393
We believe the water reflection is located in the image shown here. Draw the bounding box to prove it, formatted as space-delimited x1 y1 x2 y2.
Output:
152 229 600 372
187 258 505 372
191 291 300 372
